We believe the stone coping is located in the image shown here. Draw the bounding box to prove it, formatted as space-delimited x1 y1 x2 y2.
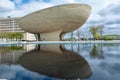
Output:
0 40 120 45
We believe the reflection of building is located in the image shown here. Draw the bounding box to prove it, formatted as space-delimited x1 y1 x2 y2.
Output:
0 44 35 64
0 17 36 41
0 46 26 64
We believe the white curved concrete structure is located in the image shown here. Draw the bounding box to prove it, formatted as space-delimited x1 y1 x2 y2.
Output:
18 4 91 41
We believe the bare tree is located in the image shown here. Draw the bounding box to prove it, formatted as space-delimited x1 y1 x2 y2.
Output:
98 25 104 40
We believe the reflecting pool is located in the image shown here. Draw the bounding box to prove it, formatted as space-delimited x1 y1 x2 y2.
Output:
0 43 120 80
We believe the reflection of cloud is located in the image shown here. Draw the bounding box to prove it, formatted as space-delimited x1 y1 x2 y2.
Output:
0 64 52 80
0 65 17 79
99 62 120 73
87 60 120 80
69 44 120 80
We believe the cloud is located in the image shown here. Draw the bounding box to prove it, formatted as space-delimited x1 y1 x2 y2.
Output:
99 3 120 16
42 0 51 3
98 2 120 24
1 1 53 17
105 19 120 25
0 0 78 17
13 0 23 5
101 3 120 29
20 1 53 15
0 0 15 12
63 0 77 3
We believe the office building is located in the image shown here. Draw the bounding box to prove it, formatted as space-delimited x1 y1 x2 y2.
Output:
0 17 36 41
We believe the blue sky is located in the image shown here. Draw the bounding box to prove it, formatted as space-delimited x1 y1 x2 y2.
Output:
0 0 120 35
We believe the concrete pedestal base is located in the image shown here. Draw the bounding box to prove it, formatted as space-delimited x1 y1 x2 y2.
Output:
35 30 62 41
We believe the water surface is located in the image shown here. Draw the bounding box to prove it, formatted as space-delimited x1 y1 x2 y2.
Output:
0 43 120 80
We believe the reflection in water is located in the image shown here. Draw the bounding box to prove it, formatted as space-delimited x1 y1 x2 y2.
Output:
0 45 23 53
90 45 99 58
90 45 104 59
0 45 25 64
18 44 92 79
90 44 104 59
0 43 120 80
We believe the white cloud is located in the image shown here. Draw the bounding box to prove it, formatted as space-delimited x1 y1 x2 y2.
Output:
0 0 78 17
99 2 120 33
2 9 25 17
20 1 53 15
78 0 120 22
1 1 53 17
0 0 15 12
64 0 77 3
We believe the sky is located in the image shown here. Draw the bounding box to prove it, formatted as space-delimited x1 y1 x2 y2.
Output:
0 0 120 36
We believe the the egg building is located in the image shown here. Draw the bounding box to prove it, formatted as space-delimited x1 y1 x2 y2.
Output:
18 4 91 41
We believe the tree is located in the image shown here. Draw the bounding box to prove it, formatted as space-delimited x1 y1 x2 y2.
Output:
5 32 15 41
14 32 23 41
0 32 23 41
18 33 23 41
0 32 4 41
94 34 101 40
89 26 100 40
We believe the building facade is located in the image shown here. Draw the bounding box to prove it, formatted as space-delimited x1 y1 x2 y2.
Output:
0 17 23 32
0 17 36 41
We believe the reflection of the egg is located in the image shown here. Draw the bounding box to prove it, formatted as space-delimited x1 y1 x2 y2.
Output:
18 44 92 79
